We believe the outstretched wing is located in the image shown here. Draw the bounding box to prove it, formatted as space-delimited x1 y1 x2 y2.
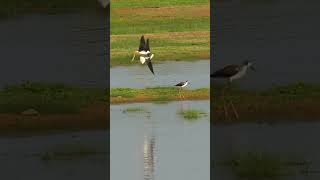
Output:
139 35 146 51
146 59 154 75
211 65 240 78
146 38 150 51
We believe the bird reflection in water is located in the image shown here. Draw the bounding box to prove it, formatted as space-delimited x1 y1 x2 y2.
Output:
143 112 157 180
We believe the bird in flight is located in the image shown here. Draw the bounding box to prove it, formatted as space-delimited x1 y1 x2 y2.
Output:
132 35 155 75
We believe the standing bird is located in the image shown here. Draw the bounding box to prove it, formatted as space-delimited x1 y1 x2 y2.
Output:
175 80 189 100
211 61 255 119
97 0 109 8
132 35 155 74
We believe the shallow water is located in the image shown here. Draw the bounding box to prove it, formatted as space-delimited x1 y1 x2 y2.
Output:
111 100 210 180
0 12 107 88
212 122 320 179
111 60 210 89
0 130 108 180
212 0 320 90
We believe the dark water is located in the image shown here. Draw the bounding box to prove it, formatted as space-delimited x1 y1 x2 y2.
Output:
111 100 210 180
212 0 320 89
212 122 320 179
0 131 108 180
0 12 108 88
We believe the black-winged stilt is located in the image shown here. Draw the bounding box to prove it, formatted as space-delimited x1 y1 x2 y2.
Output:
132 35 155 74
211 61 255 119
175 80 189 99
98 0 109 8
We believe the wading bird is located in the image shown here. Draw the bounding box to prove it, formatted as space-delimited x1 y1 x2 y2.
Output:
211 61 255 119
175 80 189 100
98 0 109 8
132 35 155 75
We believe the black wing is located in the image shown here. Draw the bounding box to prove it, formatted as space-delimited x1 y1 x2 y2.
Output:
139 35 146 51
146 38 150 51
146 59 154 75
211 65 240 78
175 82 185 86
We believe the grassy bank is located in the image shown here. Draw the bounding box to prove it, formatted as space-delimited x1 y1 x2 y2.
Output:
0 82 108 135
0 0 105 18
110 0 210 66
111 87 210 104
212 82 320 123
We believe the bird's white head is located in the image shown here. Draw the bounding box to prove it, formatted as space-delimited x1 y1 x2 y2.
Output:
243 60 255 71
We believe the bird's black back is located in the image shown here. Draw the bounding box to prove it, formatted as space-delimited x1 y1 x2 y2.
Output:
139 35 146 51
211 65 240 78
175 82 185 86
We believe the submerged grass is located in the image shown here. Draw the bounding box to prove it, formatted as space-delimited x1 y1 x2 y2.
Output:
226 152 290 179
40 143 105 161
179 109 207 120
122 106 148 113
110 0 210 66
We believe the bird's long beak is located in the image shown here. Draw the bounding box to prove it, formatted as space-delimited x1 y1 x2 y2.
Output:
250 66 256 71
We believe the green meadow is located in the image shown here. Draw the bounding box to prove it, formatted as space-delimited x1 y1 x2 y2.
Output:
110 0 210 66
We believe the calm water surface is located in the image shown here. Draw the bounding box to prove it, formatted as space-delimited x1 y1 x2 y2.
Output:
111 100 210 180
213 122 320 179
0 12 107 88
0 131 108 180
111 60 209 89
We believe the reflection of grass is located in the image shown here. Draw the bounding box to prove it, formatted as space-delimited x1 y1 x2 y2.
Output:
111 87 209 104
0 81 105 114
40 143 105 161
179 109 206 120
110 0 209 66
212 82 320 122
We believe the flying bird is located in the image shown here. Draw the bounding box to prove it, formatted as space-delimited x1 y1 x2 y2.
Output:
132 35 155 74
211 61 255 119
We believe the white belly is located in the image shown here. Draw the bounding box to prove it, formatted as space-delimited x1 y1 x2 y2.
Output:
230 68 247 82
140 56 146 64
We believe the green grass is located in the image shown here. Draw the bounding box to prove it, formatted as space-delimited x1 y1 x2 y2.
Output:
110 88 139 98
179 109 207 120
0 81 106 114
110 0 210 66
111 0 209 8
111 87 210 103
